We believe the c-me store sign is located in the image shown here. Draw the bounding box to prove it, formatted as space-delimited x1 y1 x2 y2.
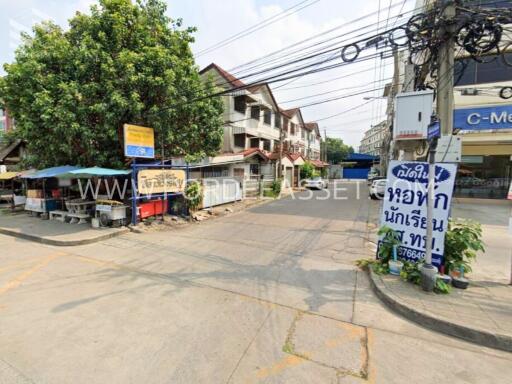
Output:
454 104 512 131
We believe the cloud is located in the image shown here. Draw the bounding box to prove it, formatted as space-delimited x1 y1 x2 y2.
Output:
1 0 415 148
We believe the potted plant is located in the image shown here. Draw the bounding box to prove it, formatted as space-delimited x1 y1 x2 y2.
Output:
377 225 403 275
451 266 469 289
185 181 203 221
443 219 484 288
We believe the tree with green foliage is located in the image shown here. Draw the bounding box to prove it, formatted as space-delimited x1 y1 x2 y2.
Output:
300 161 317 179
0 0 224 168
325 137 353 164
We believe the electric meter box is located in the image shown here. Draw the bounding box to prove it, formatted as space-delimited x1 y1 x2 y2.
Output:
393 90 434 141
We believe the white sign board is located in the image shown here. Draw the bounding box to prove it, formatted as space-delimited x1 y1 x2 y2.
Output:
435 135 462 163
380 161 457 266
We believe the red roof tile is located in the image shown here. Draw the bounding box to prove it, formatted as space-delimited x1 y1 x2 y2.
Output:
200 63 245 88
287 152 303 161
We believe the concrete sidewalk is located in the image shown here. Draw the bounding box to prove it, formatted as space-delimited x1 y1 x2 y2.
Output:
0 212 128 246
367 199 512 351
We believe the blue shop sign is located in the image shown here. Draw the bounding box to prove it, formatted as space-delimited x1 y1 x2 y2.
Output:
454 105 512 131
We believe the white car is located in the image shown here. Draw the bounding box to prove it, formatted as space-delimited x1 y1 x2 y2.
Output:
304 176 328 189
369 179 387 200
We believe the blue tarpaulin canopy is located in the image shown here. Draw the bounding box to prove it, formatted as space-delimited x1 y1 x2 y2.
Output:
21 166 83 179
59 167 131 178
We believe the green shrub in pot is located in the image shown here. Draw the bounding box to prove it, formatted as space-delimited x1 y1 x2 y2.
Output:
444 219 484 276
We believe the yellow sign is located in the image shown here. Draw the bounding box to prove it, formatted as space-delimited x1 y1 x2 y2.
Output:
123 124 155 158
137 169 186 195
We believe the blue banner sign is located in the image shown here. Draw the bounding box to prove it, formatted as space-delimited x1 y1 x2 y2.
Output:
454 105 512 131
427 121 440 140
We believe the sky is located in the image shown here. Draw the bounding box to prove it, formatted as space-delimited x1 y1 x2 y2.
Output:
0 0 416 149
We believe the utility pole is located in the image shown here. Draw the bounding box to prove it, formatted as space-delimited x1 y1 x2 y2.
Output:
437 0 457 136
323 129 327 163
421 0 457 291
277 121 284 179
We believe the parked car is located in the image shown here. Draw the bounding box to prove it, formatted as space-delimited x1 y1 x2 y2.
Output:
367 175 385 185
369 178 388 199
304 176 328 189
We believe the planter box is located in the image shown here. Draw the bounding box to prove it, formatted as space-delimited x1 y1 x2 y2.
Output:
138 199 168 219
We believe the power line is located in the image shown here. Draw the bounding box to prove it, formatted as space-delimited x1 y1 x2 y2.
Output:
279 77 393 104
226 0 417 75
195 0 321 57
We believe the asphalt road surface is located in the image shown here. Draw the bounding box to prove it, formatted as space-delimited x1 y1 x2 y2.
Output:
0 181 510 383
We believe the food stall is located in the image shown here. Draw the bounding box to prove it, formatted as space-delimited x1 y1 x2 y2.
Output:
21 166 83 218
56 167 131 227
0 171 28 209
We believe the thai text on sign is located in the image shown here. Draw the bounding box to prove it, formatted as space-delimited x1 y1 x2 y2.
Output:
379 161 457 267
137 169 186 195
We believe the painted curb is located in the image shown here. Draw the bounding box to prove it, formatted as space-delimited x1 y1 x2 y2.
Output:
368 268 512 353
0 227 129 246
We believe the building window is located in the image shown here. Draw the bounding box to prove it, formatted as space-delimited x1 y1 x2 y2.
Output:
251 106 260 120
234 96 246 114
290 123 296 135
283 117 289 131
455 53 512 86
233 168 245 178
263 140 271 151
202 166 229 178
275 115 281 129
250 163 260 176
263 109 271 125
234 134 246 148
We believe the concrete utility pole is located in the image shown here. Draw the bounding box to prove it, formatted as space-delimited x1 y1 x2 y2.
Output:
421 0 457 291
437 0 457 136
323 129 327 163
278 126 283 179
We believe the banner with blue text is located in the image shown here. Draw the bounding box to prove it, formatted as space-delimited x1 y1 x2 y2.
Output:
379 161 457 266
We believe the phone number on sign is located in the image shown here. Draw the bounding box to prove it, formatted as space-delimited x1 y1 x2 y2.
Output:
398 246 425 261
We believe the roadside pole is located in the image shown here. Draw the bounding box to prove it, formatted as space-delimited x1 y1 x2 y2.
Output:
323 129 327 163
278 121 283 179
420 0 457 291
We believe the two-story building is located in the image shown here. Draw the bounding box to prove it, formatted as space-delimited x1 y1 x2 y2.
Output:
173 63 322 181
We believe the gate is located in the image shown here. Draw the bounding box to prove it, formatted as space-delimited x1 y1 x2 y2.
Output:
202 177 242 208
343 168 370 179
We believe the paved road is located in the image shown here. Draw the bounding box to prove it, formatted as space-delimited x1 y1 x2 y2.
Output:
0 181 510 383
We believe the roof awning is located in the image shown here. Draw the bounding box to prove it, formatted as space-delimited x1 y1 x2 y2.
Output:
0 172 20 180
21 166 84 179
58 167 131 178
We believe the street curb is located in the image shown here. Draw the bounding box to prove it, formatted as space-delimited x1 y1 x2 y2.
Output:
367 268 512 353
0 226 129 246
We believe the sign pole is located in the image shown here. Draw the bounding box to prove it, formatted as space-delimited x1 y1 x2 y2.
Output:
421 123 440 291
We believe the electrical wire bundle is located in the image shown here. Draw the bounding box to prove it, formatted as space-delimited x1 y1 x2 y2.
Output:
405 0 512 91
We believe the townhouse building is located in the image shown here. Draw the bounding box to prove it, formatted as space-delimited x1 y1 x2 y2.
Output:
173 63 323 181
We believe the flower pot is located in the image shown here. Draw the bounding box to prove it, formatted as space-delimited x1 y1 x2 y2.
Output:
452 276 469 289
389 260 404 276
438 274 452 285
449 269 461 279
